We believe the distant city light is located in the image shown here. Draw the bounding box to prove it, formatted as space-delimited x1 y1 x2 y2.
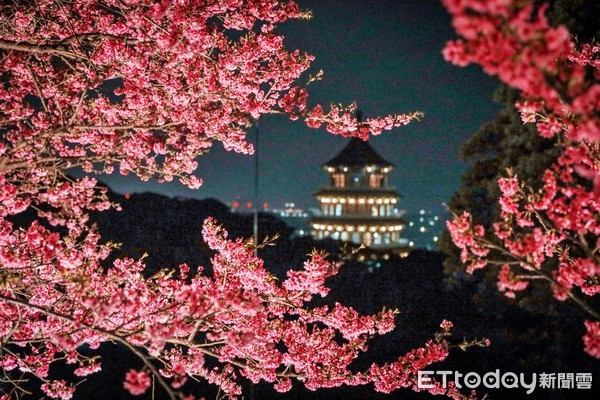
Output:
403 210 445 250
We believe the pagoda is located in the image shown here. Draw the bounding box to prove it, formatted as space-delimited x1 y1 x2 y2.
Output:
310 137 406 249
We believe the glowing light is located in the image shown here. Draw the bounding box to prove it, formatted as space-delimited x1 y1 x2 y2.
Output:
380 226 387 232
327 225 333 231
358 226 366 232
420 227 426 232
349 198 356 204
263 202 269 209
434 236 439 242
369 226 377 232
340 198 346 203
383 167 389 173
327 167 334 172
366 167 373 172
409 241 414 247
336 226 343 231
125 193 131 200
384 199 390 204
368 199 374 204
359 198 366 204
246 202 253 208
347 226 354 231
391 199 397 204
343 167 348 172
233 201 239 208
376 199 383 204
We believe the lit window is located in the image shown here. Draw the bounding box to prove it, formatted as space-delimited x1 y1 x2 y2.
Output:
369 174 383 188
332 173 345 187
335 204 342 216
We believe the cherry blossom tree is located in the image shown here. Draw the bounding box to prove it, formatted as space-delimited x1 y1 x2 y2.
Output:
442 0 600 358
0 1 474 399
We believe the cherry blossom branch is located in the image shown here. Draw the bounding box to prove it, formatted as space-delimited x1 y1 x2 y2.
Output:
0 294 178 400
57 32 137 46
0 39 86 60
69 122 181 131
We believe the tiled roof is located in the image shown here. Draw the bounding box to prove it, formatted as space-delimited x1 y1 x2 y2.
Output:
324 138 393 168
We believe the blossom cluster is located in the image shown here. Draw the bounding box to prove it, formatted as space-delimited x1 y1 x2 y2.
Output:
442 0 599 358
0 216 460 399
0 0 420 227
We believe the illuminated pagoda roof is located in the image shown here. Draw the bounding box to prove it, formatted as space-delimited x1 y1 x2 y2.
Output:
323 138 394 169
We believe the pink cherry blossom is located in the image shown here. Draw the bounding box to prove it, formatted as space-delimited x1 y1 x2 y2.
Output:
124 369 152 396
443 0 599 358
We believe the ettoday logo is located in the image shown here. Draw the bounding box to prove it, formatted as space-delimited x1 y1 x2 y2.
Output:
417 370 593 394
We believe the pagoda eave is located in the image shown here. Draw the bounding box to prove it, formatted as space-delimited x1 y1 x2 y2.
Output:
314 188 402 198
311 216 405 225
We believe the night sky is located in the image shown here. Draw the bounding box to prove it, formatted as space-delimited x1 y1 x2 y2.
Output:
104 0 502 216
